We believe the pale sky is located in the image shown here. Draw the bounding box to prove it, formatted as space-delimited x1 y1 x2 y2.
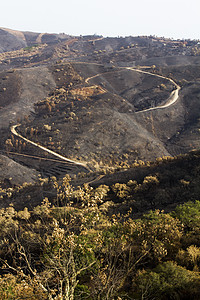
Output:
1 0 200 39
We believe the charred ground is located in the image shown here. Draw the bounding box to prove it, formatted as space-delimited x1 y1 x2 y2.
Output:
0 27 200 201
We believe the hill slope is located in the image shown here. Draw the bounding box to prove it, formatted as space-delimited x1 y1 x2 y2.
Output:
0 28 200 184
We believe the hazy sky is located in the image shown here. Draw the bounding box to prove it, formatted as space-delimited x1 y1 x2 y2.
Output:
1 0 200 39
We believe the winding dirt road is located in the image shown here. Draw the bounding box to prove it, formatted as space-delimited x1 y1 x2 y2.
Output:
126 67 181 113
85 64 181 112
11 124 90 171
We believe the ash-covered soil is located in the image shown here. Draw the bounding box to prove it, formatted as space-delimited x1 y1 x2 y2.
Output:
0 28 200 187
